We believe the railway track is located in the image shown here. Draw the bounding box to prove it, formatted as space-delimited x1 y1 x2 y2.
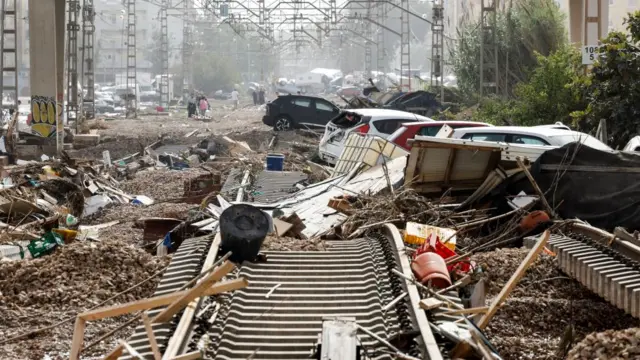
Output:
118 229 446 359
118 235 214 359
526 230 640 319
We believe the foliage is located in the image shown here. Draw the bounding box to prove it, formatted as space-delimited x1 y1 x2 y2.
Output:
191 52 240 94
574 11 640 148
512 45 586 125
474 45 585 126
451 0 567 97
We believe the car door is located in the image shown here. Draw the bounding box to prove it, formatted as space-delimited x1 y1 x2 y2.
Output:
290 97 316 127
313 99 340 127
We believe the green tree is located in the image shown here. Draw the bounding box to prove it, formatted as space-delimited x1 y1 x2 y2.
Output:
475 46 586 126
575 11 640 148
512 45 586 125
451 0 567 97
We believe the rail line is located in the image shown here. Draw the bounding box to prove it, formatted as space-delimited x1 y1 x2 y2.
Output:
526 229 640 319
118 228 447 359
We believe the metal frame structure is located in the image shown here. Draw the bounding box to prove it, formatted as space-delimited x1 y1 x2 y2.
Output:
182 0 193 94
160 0 170 109
431 0 444 102
80 0 95 121
399 0 410 90
0 0 18 116
376 2 386 75
126 0 137 118
66 0 81 125
363 1 372 77
480 0 499 96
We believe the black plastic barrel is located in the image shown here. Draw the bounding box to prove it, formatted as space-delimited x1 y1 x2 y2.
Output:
219 204 271 263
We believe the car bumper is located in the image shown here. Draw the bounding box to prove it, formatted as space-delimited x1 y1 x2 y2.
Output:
318 150 338 165
262 115 275 126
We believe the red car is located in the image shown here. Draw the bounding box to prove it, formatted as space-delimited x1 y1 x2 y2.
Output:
388 120 492 150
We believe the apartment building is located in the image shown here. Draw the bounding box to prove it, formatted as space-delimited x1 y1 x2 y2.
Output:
94 0 183 84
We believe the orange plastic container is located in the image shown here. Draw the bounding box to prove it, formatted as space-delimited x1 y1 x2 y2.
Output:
411 252 452 289
519 210 551 233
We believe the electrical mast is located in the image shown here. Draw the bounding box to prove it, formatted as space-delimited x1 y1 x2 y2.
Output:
182 0 193 94
431 0 444 102
81 0 96 120
67 0 81 125
364 2 372 78
376 2 386 76
126 0 137 118
159 0 169 109
479 0 498 96
399 0 411 90
0 0 18 117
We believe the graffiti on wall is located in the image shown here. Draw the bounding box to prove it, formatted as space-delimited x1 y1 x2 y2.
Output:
30 95 57 137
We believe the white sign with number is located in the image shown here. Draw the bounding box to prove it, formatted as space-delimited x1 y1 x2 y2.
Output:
582 45 601 65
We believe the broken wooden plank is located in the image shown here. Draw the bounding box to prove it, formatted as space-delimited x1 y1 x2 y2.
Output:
477 230 550 329
419 298 444 310
79 278 247 321
141 312 161 360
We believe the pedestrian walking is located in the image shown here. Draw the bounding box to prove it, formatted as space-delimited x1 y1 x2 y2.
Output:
231 89 239 110
258 87 265 105
199 97 208 116
252 89 258 106
187 92 196 118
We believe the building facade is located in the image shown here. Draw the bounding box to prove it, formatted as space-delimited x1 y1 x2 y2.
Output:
94 0 183 84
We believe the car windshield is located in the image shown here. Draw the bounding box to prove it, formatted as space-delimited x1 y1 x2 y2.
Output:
549 134 612 151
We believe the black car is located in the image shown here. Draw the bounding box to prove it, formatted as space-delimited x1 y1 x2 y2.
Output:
263 94 341 131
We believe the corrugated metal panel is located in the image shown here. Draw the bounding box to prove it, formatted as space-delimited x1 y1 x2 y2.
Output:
332 134 408 178
246 157 407 238
251 170 307 203
406 137 501 194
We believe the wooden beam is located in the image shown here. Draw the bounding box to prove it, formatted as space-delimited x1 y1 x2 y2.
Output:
441 306 490 315
477 230 550 329
383 224 443 360
103 344 124 360
516 157 556 218
419 298 444 310
171 351 203 360
163 233 222 360
153 260 235 323
69 317 86 360
80 278 247 321
141 312 161 360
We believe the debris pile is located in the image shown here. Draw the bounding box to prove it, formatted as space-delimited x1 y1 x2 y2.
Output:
567 327 640 359
0 240 169 308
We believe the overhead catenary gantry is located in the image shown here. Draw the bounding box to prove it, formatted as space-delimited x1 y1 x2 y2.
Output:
81 0 96 121
66 0 81 126
0 0 18 115
159 0 170 109
126 0 138 118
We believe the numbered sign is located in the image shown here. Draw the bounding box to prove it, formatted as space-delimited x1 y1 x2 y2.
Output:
582 45 601 65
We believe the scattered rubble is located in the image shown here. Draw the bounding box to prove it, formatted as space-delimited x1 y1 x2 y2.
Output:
567 327 640 359
262 235 326 251
0 240 169 308
475 248 640 359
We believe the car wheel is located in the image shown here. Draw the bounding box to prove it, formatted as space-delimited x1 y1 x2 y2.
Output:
274 117 292 131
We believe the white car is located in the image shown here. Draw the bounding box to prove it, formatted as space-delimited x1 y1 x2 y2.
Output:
319 108 434 165
451 126 612 151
